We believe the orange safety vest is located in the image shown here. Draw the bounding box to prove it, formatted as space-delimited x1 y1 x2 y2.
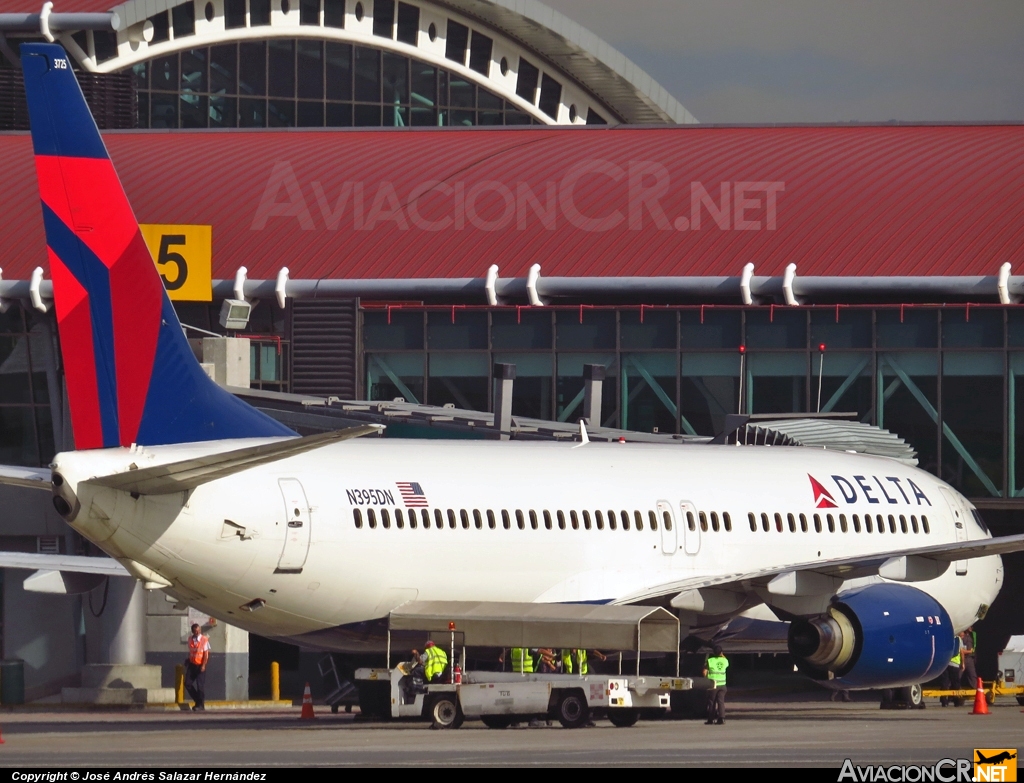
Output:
188 634 209 665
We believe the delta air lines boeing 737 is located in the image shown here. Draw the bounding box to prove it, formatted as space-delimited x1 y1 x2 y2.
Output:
4 42 1024 692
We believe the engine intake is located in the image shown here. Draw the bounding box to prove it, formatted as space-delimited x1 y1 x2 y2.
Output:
788 583 954 690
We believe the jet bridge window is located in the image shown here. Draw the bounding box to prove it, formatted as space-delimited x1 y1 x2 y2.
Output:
813 514 822 533
723 512 732 532
486 510 496 530
922 515 931 534
353 509 363 528
787 513 796 533
748 513 757 532
634 511 644 531
367 509 377 528
799 513 808 532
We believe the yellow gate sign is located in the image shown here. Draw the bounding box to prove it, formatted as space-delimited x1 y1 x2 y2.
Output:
139 224 212 302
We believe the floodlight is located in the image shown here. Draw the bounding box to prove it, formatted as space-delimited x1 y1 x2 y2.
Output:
219 298 251 330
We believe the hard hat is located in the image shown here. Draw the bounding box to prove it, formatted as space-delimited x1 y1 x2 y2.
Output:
425 641 435 647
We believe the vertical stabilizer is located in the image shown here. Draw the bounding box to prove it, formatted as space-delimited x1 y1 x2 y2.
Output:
21 43 294 448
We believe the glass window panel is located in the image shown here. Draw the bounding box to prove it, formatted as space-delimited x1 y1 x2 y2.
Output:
149 12 170 43
1007 311 1024 347
224 0 246 28
396 2 419 45
745 309 806 349
478 108 502 125
445 20 469 64
268 40 296 97
494 353 552 419
0 407 39 466
0 336 32 403
448 109 474 126
411 106 437 126
324 0 345 27
297 40 324 99
620 310 676 350
268 98 295 126
942 308 1003 348
880 352 938 475
491 310 551 349
35 406 54 465
448 74 473 108
556 310 615 350
943 351 1002 497
150 92 179 128
364 311 423 349
239 42 267 95
180 93 209 128
427 353 488 411
326 42 352 100
326 102 353 126
238 97 267 127
210 44 237 94
816 352 872 418
468 31 492 76
300 0 320 25
94 30 117 63
747 353 807 414
382 52 408 104
180 48 207 93
172 2 195 37
250 0 271 25
297 100 324 126
478 88 502 110
679 353 739 436
1010 354 1024 495
354 46 381 102
538 73 561 119
354 103 381 125
877 309 938 349
131 61 149 89
151 54 179 91
680 310 740 350
516 57 538 102
411 61 436 107
373 0 394 37
387 105 409 126
137 92 150 127
623 353 677 434
367 353 424 404
504 109 531 125
428 311 487 350
209 95 237 127
557 354 616 426
810 309 872 349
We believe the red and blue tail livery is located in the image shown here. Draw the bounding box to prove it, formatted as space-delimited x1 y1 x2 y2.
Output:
21 43 293 449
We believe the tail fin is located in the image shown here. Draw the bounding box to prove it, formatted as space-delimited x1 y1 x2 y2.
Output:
21 43 294 448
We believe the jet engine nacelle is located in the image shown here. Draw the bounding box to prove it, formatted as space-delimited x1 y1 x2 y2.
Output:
787 583 955 690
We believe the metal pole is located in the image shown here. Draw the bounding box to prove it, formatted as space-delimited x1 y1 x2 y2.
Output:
817 344 825 413
386 629 391 670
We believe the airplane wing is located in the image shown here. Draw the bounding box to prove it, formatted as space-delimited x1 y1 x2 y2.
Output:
0 465 53 491
618 532 1024 606
84 425 384 495
0 551 129 576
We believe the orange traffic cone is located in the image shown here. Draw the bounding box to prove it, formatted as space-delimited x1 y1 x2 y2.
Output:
300 682 316 720
970 677 989 715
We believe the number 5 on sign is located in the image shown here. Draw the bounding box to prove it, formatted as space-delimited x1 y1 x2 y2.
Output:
139 224 212 302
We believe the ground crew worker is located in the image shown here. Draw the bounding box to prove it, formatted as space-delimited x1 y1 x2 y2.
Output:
184 623 210 712
510 647 534 673
703 645 728 725
959 630 978 689
560 649 607 675
939 634 963 707
423 641 448 683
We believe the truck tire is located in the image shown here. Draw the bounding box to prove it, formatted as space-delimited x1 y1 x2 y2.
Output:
555 690 590 729
607 709 640 728
481 715 513 729
430 695 461 729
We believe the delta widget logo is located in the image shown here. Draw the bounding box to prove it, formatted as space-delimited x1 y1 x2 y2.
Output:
809 475 838 508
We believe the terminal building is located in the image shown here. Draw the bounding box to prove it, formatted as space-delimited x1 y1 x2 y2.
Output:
0 0 1022 703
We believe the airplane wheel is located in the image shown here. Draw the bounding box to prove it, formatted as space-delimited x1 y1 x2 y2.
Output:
900 684 924 709
331 704 339 714
481 715 513 729
556 691 590 729
430 695 460 729
607 709 640 728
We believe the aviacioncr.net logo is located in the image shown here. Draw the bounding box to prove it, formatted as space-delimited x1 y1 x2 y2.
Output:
838 758 973 782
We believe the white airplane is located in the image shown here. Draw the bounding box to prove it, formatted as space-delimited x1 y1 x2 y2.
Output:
5 42 1024 693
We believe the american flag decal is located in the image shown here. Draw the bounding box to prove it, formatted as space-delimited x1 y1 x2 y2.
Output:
397 482 428 507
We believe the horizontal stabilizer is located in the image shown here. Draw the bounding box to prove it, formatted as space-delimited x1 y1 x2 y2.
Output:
85 425 383 495
0 465 52 491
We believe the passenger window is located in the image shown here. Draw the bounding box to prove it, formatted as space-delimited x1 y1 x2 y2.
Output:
723 512 732 532
922 515 930 534
461 509 471 529
710 512 720 532
852 514 860 533
382 509 391 529
447 509 457 529
888 515 897 534
395 509 404 529
664 511 673 531
557 510 566 530
876 514 885 534
813 514 822 533
514 510 524 530
595 510 605 530
608 511 617 531
368 508 377 528
774 512 783 533
698 511 708 532
353 509 363 528
501 510 510 530
761 513 770 532
570 510 579 530
824 514 834 533
839 514 848 533
583 510 592 530
486 510 496 529
621 511 631 531
409 510 417 529
787 513 796 533
434 509 444 529
748 512 757 532
543 511 553 530
910 515 919 534
899 515 907 534
689 512 697 531
863 514 872 533
529 510 538 530
799 513 808 532
634 510 643 531
649 510 658 531
421 509 429 529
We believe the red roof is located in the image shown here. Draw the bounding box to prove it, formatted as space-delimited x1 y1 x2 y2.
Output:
2 124 1023 281
0 0 114 11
